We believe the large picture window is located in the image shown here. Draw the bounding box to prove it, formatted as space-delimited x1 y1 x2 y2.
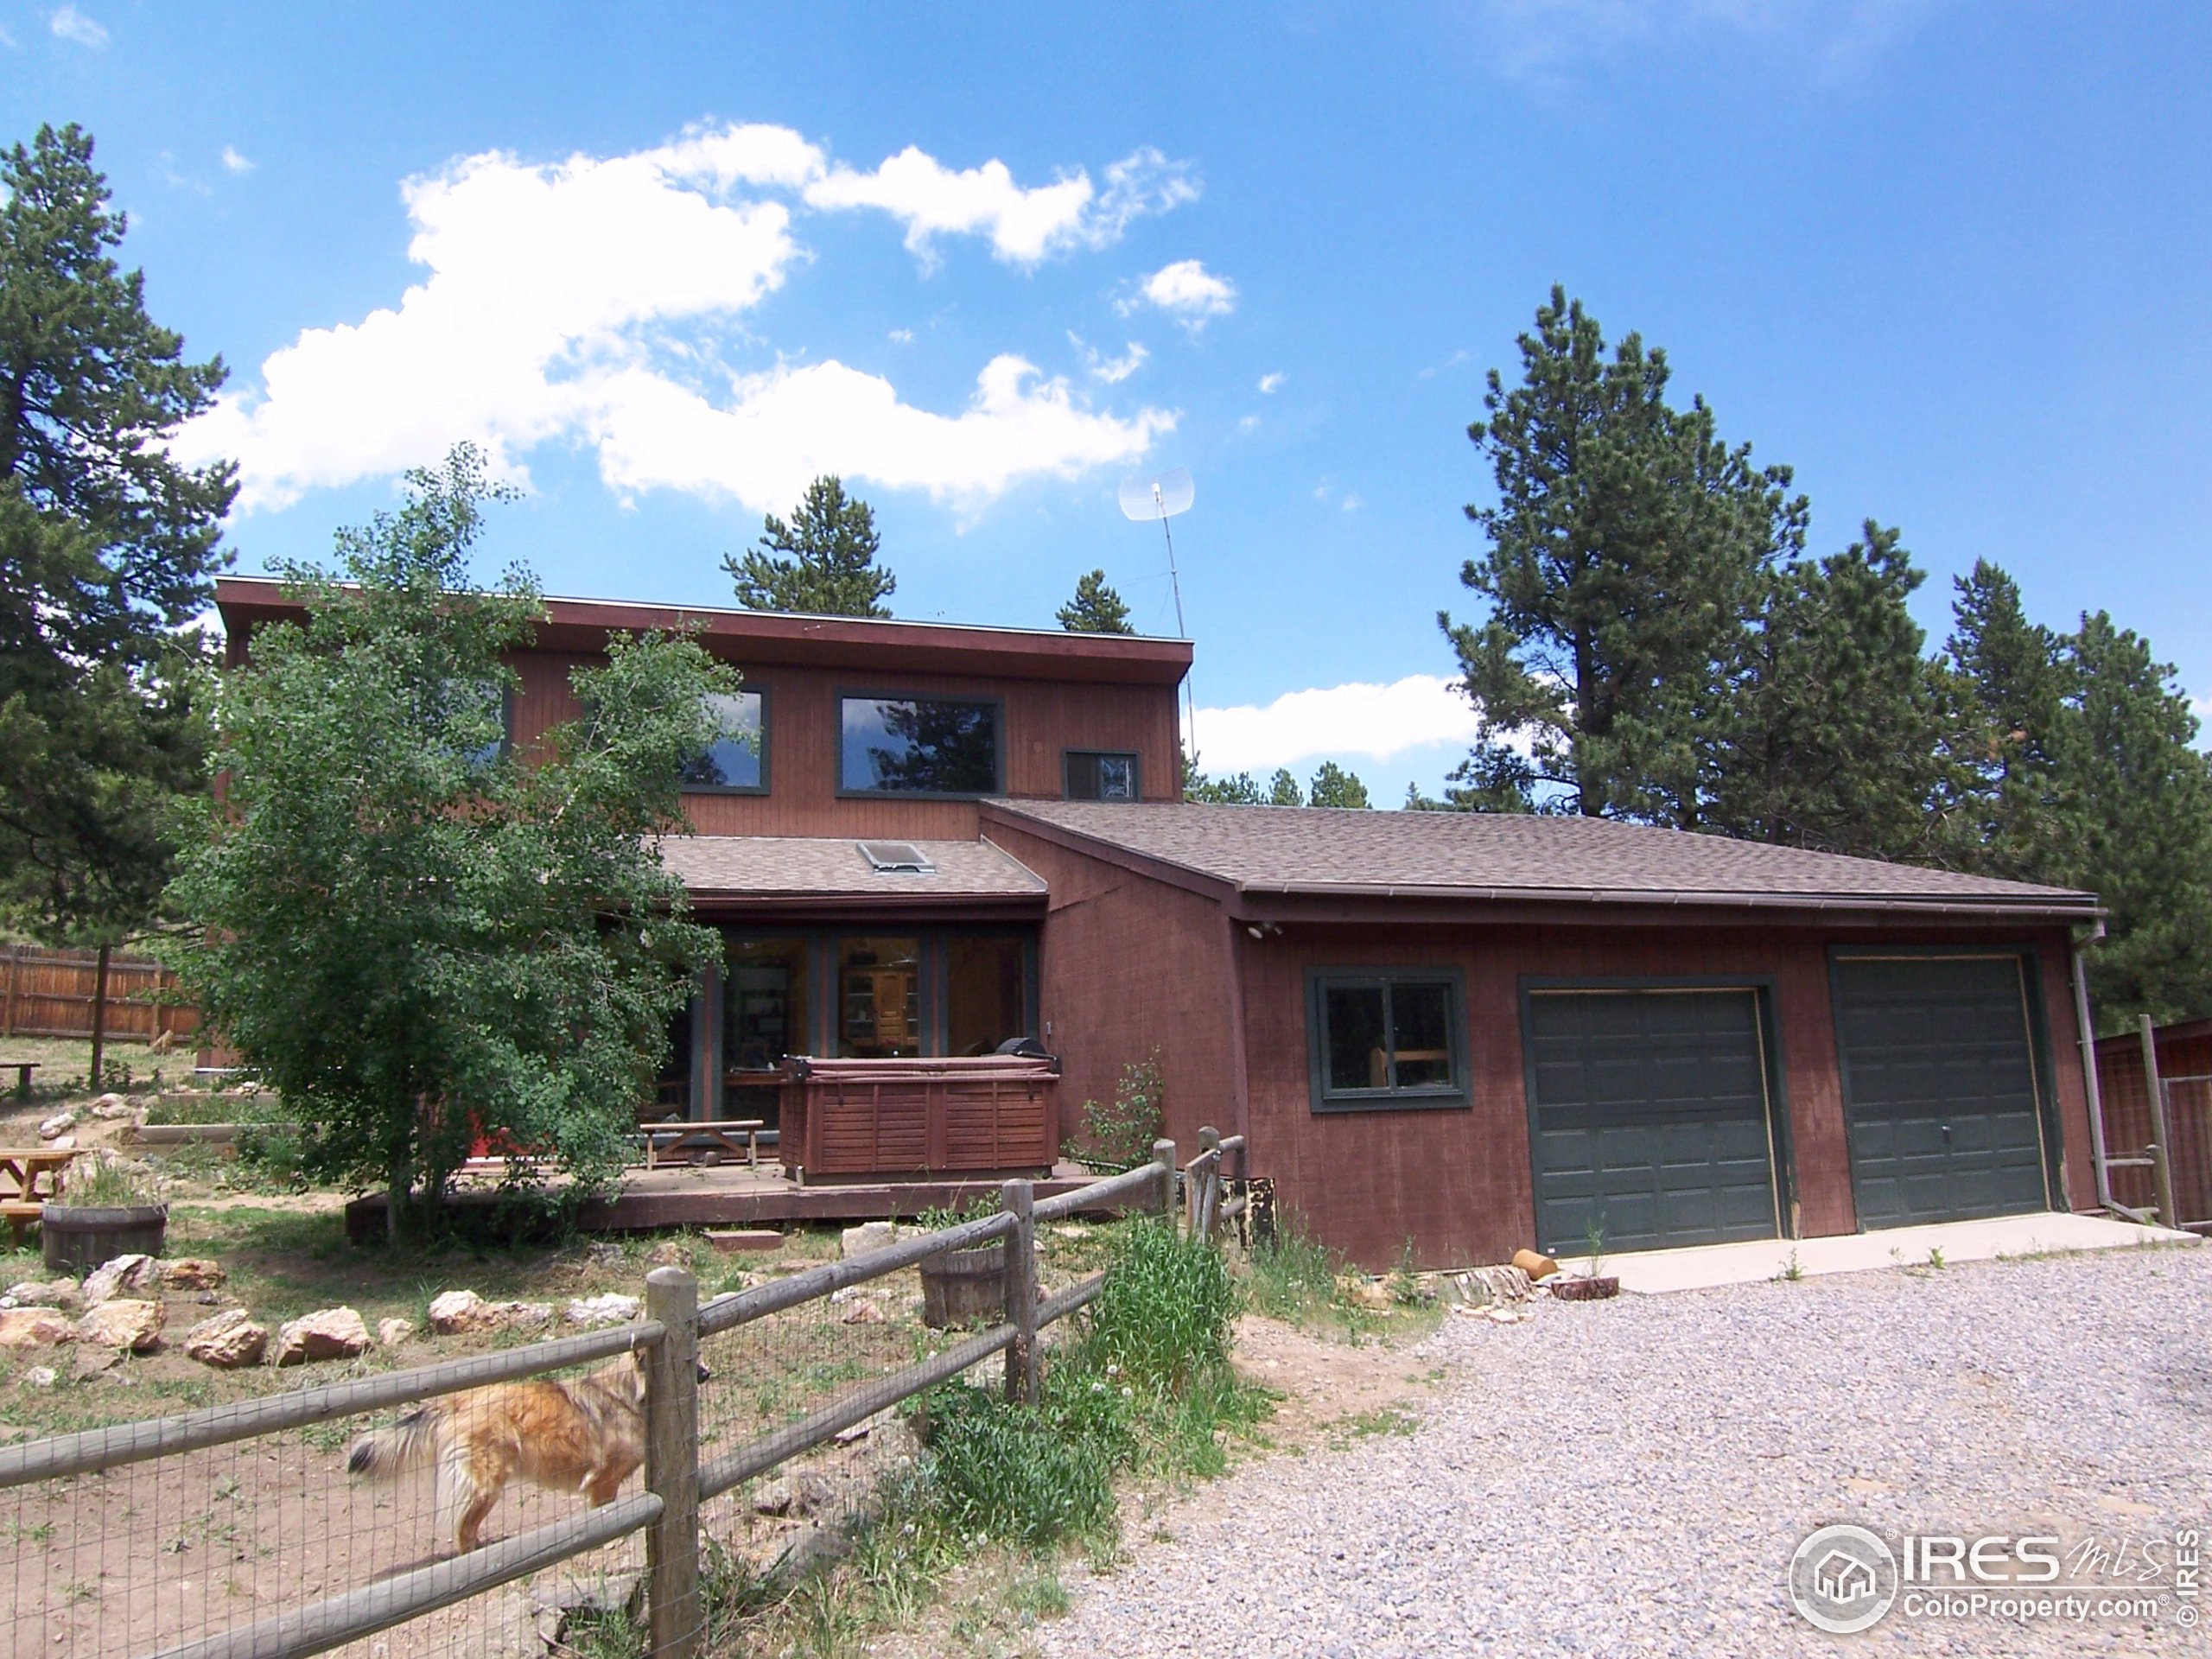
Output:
680 690 766 791
1306 969 1467 1111
840 696 1000 795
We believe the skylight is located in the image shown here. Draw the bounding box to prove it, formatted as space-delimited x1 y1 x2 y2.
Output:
856 840 935 874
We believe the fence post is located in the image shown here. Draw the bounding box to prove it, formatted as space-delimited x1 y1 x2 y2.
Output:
1192 1127 1222 1241
2141 1014 2178 1229
1153 1137 1177 1229
645 1266 701 1659
2 944 16 1039
1003 1179 1038 1405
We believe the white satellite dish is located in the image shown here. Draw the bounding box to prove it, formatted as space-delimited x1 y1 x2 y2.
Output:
1117 468 1198 751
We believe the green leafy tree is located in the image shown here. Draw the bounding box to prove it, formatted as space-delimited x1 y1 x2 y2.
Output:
722 474 894 617
1701 522 1953 860
1057 569 1135 634
1441 287 1807 823
1308 761 1372 808
0 124 234 978
163 449 731 1237
1267 768 1304 806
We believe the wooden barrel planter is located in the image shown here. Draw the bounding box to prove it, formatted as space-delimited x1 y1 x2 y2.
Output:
918 1242 1007 1330
42 1204 168 1275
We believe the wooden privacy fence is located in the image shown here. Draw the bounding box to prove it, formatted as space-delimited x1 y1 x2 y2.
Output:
2095 1016 2212 1232
0 944 199 1045
0 1136 1223 1659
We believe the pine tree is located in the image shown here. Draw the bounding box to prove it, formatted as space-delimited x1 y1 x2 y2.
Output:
1308 761 1372 808
1182 753 1266 804
722 475 894 617
1703 522 1951 861
1057 569 1135 633
0 124 236 950
1267 768 1304 806
1441 288 1807 822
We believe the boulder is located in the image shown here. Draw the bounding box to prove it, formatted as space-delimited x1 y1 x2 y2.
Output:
1511 1249 1561 1281
79 1299 165 1352
838 1299 887 1325
38 1110 78 1141
89 1094 136 1122
563 1294 642 1328
162 1259 227 1291
376 1318 415 1348
426 1290 551 1336
645 1241 690 1268
5 1280 84 1311
705 1229 782 1254
840 1221 899 1259
271 1306 371 1366
0 1307 76 1348
23 1364 58 1389
184 1309 268 1370
84 1254 162 1304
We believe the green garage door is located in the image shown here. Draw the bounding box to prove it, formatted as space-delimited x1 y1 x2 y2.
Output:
1526 988 1782 1255
1833 956 2051 1229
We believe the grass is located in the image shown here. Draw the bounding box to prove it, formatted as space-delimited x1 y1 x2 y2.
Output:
1240 1209 1382 1340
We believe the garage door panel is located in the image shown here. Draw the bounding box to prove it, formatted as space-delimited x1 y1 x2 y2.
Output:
1528 989 1780 1255
1834 957 2050 1229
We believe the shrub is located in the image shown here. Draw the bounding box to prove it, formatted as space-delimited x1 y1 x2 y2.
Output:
919 1381 1119 1548
1071 1051 1165 1173
1084 1219 1235 1390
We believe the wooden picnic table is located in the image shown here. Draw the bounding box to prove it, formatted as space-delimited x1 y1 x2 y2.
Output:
641 1118 766 1171
0 1145 80 1246
1 1059 40 1097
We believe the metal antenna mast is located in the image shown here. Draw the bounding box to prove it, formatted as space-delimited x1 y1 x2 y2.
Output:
1118 467 1197 753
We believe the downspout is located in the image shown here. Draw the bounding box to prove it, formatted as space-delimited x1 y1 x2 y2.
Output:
1221 913 1251 1147
2072 922 2151 1224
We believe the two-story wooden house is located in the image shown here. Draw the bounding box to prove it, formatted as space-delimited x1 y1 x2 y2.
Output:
216 577 2107 1268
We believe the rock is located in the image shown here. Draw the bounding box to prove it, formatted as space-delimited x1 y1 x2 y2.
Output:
426 1289 551 1335
645 1241 691 1268
839 1299 887 1325
79 1299 165 1352
584 1243 626 1268
0 1307 76 1348
840 1221 899 1258
6 1280 83 1311
43 1134 74 1151
1441 1265 1535 1308
84 1255 162 1304
90 1093 135 1121
271 1306 371 1365
1512 1248 1560 1281
23 1364 58 1389
38 1110 78 1141
1340 1276 1395 1312
753 1479 795 1516
705 1229 782 1254
376 1318 415 1348
563 1294 642 1328
184 1309 268 1369
162 1259 226 1291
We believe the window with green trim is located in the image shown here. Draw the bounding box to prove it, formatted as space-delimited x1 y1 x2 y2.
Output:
1305 969 1467 1111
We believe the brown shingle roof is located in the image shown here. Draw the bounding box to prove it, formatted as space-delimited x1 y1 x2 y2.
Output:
656 836 1046 899
985 800 2098 918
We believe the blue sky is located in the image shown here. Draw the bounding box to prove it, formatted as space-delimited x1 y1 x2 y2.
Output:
7 2 2209 802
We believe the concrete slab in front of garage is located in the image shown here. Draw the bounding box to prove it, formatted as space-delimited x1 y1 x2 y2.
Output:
1550 1211 2198 1294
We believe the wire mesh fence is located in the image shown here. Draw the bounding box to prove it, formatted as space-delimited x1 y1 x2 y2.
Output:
0 1148 1185 1659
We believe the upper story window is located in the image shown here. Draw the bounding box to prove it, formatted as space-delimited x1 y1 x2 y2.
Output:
446 678 510 772
1306 969 1468 1112
840 695 1000 796
1065 750 1140 801
680 690 766 792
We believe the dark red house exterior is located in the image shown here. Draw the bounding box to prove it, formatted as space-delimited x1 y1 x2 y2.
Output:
215 578 2107 1268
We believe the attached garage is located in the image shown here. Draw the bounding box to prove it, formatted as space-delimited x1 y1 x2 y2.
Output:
1833 954 2054 1228
1523 987 1783 1255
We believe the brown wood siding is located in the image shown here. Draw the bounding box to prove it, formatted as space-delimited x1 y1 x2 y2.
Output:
2094 1020 2212 1224
980 821 1239 1161
1234 921 2094 1270
507 650 1181 840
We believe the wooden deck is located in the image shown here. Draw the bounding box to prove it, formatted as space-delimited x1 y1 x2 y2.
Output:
341 1160 1133 1243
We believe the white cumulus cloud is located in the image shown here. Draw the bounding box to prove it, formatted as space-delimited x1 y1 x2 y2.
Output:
49 5 106 48
1257 371 1285 394
1191 675 1484 773
1068 333 1148 384
220 146 256 175
174 124 1179 517
1123 259 1237 328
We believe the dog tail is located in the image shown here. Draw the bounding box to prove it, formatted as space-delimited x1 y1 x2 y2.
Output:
346 1404 440 1480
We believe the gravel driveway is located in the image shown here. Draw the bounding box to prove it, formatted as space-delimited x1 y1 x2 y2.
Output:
1044 1245 2212 1658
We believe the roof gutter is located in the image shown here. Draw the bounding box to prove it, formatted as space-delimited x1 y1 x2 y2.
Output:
1228 880 2103 923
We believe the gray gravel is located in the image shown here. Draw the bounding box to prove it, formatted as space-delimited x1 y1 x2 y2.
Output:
1043 1246 2212 1658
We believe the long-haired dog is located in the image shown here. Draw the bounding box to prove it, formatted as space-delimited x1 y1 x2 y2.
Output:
347 1351 705 1554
